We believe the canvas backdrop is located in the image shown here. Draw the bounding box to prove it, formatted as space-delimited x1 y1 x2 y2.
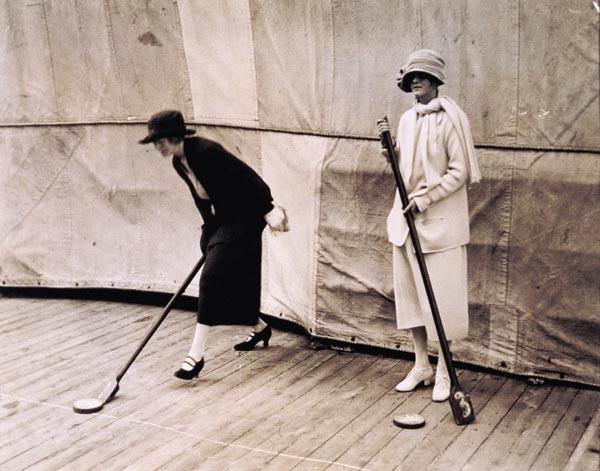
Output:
1 0 598 386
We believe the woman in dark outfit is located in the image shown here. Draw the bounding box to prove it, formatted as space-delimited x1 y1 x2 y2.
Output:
139 110 288 380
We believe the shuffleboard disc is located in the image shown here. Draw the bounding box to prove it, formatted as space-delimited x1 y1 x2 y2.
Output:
73 398 103 414
393 413 425 429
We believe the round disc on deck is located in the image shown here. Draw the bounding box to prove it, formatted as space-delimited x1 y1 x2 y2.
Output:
73 398 104 414
393 413 425 429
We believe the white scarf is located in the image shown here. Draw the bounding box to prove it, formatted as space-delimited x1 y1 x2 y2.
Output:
398 96 481 190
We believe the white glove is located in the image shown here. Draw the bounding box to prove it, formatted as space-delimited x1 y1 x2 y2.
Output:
376 121 395 159
264 205 289 232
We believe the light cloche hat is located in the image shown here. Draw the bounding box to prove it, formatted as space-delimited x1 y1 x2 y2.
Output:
398 49 446 92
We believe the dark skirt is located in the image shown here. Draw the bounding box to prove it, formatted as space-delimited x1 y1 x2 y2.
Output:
197 220 265 326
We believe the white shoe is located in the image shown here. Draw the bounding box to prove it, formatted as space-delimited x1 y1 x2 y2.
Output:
395 366 434 392
432 373 450 402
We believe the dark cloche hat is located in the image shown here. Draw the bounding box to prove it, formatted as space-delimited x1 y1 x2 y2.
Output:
139 110 196 144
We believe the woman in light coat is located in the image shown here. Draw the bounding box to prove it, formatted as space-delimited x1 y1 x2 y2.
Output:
377 49 480 401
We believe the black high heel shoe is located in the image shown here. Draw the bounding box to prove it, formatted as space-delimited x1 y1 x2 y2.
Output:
174 356 204 380
234 325 272 351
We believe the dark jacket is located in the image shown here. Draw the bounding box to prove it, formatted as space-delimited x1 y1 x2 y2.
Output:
171 136 273 326
172 136 274 250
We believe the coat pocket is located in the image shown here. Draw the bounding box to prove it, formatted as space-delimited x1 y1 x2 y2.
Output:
421 217 445 225
416 217 449 252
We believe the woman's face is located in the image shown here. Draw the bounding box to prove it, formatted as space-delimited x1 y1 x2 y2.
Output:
154 138 180 158
410 72 438 104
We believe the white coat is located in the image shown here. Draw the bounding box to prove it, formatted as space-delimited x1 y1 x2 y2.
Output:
387 96 480 339
387 97 478 253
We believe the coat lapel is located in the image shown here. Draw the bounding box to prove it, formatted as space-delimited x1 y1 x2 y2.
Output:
398 107 417 186
172 155 213 221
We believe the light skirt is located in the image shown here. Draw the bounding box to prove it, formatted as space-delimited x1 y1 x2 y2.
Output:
392 239 468 341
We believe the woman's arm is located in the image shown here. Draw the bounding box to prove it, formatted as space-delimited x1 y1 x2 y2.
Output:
264 205 289 232
205 141 275 218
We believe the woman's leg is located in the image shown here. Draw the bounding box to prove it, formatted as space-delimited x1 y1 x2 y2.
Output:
181 322 210 369
411 326 430 369
174 323 209 379
435 341 450 376
253 316 268 332
234 314 272 351
432 341 451 401
392 242 433 391
395 326 434 391
233 229 272 351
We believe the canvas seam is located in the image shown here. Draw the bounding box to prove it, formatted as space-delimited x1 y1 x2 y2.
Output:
172 0 195 117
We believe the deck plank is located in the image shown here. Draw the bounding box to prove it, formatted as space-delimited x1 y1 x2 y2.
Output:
16 333 303 471
75 335 309 470
500 386 579 470
158 354 372 470
210 355 401 471
1 303 147 381
398 373 506 470
1 305 187 412
2 330 268 471
2 299 93 352
461 384 552 470
564 405 600 471
1 300 132 367
287 362 416 471
426 373 527 470
1 295 599 471
117 349 340 471
361 370 482 471
1 325 245 471
0 310 199 468
0 297 70 330
320 386 431 468
531 389 600 471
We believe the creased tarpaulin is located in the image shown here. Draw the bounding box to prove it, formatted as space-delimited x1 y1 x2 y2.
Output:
0 0 598 386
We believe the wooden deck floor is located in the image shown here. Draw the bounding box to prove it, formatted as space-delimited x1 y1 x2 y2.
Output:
1 294 598 471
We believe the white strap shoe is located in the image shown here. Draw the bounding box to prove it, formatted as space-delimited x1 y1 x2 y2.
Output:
395 366 434 392
432 373 451 401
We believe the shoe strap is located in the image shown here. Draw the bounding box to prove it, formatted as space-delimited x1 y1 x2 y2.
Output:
245 331 258 340
183 356 199 367
411 366 433 376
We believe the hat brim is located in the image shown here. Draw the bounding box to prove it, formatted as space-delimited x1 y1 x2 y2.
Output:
139 127 195 144
399 69 444 93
